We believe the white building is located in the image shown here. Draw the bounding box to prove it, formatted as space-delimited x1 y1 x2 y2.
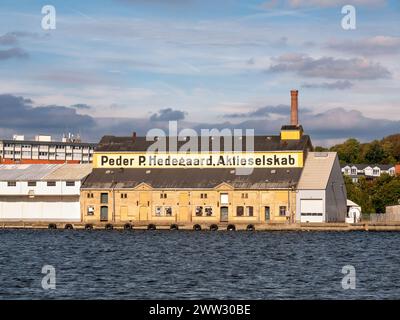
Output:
342 164 396 183
296 152 347 223
0 164 92 221
346 200 362 224
0 134 96 164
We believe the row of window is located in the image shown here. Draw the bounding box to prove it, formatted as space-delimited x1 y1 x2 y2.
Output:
155 206 172 216
2 144 93 150
86 205 288 218
6 181 75 187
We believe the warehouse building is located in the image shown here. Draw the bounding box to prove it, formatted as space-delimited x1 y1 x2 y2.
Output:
81 91 347 226
0 134 96 164
0 164 92 221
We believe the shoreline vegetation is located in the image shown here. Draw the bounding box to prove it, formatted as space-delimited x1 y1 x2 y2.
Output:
316 134 400 214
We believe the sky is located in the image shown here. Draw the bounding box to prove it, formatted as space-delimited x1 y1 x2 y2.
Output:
0 0 399 146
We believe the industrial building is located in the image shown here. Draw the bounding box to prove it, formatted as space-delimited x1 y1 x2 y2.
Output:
296 152 347 223
81 91 348 226
0 164 92 221
0 134 97 164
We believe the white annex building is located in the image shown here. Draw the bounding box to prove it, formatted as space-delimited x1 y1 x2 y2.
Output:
346 199 362 224
296 152 347 223
0 164 92 221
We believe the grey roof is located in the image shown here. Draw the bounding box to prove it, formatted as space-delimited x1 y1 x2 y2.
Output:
95 134 313 152
82 167 302 190
43 164 93 180
0 164 92 181
342 163 395 170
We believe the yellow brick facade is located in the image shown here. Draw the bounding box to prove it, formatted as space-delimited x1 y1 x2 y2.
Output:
81 186 296 225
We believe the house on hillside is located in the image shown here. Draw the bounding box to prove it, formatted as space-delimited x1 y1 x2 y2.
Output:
341 164 396 183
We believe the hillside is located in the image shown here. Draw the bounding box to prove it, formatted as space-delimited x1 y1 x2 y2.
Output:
315 134 400 165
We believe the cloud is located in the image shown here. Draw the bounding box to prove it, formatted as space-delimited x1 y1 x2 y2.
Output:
150 108 187 121
301 80 353 90
224 104 312 118
268 53 391 80
0 94 398 146
327 36 400 56
0 48 28 60
36 71 106 85
0 94 95 132
285 0 386 7
70 103 92 110
0 31 38 46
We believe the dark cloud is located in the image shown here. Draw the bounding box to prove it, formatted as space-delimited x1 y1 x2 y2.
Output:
268 53 391 80
70 103 92 110
326 36 400 56
0 94 398 146
0 48 28 60
0 31 38 46
224 104 312 119
301 80 353 90
150 108 187 121
0 94 95 133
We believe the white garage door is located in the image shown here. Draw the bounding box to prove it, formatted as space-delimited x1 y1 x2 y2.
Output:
300 199 324 223
301 199 323 214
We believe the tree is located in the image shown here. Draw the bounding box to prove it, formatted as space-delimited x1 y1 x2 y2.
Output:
364 140 386 164
314 146 328 152
330 138 360 164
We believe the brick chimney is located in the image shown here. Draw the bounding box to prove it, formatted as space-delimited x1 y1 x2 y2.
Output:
290 90 298 126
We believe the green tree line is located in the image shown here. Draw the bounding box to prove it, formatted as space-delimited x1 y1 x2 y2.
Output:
315 134 400 214
344 175 400 213
315 134 400 165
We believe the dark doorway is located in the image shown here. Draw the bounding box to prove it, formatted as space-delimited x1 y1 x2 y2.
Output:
220 206 229 222
265 206 270 222
100 206 109 222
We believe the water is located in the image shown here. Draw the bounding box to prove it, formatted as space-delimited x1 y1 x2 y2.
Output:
0 229 399 299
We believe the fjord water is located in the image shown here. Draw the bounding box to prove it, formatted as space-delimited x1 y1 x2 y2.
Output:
0 230 399 299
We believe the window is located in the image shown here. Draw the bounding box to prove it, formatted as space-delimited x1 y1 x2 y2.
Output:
220 193 229 205
241 193 248 199
66 181 75 187
47 181 56 187
28 181 37 187
87 192 94 198
195 206 203 216
165 207 172 216
205 206 213 216
373 169 380 175
120 193 127 199
279 206 287 216
246 206 254 217
87 206 94 216
7 181 16 187
351 168 357 175
301 212 323 216
154 206 172 217
236 206 244 217
100 193 108 204
200 193 208 199
160 193 167 199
